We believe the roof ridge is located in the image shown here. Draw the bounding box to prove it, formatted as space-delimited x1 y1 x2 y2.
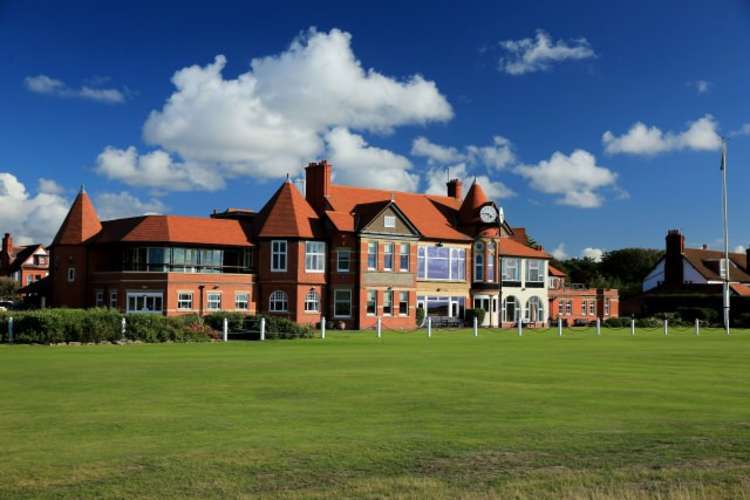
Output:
330 183 455 202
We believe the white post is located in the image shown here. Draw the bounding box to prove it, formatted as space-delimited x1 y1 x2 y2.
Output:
222 317 228 342
517 319 523 337
473 316 478 337
321 316 326 340
596 317 601 337
377 317 382 338
631 318 635 336
260 317 266 341
427 316 432 338
120 316 126 340
695 318 700 336
40 296 46 309
8 316 13 344
557 317 562 337
664 319 668 336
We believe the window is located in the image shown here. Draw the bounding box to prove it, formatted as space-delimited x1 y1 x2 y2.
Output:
581 300 587 316
366 290 377 315
589 300 596 316
207 292 221 311
384 242 394 271
487 247 495 282
235 292 249 311
474 242 484 282
418 296 465 319
334 289 352 317
26 275 33 285
604 297 610 316
67 267 76 283
337 249 352 272
304 290 319 313
383 290 393 316
525 296 544 323
566 299 572 316
367 242 378 270
502 258 520 282
126 292 163 314
95 289 104 307
271 240 287 272
417 246 465 280
305 241 325 272
399 243 409 272
503 296 518 323
526 259 544 283
269 290 288 312
109 290 118 309
178 292 193 310
147 247 169 272
399 291 409 316
384 215 396 228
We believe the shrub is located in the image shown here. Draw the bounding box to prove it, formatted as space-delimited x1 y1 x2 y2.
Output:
676 307 719 325
204 312 246 332
603 317 631 328
464 308 486 326
635 316 662 328
244 315 313 339
415 306 425 327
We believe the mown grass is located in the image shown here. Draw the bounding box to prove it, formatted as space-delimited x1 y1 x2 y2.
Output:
1 327 749 499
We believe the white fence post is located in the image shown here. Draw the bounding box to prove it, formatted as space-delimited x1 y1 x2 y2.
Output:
557 317 562 337
473 316 478 337
222 317 228 342
427 316 432 338
377 317 382 338
321 316 326 340
8 316 13 344
121 316 126 340
664 319 669 336
631 318 636 336
517 319 523 337
596 317 601 337
695 318 700 336
260 317 266 341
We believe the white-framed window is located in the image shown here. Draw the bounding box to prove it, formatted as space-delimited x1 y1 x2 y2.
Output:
502 296 518 323
67 267 76 283
366 290 377 316
589 300 596 315
126 292 163 314
604 297 610 316
109 290 118 309
398 291 408 316
399 243 409 272
271 240 287 272
384 215 396 228
367 242 378 270
581 300 587 316
474 242 484 282
207 292 222 311
177 291 193 310
95 289 104 307
417 246 466 281
502 258 520 281
383 290 393 316
384 242 394 271
337 249 352 272
235 292 249 311
487 248 495 282
334 289 352 318
566 300 572 316
269 290 288 312
526 259 544 283
304 290 319 313
525 296 544 323
305 241 325 272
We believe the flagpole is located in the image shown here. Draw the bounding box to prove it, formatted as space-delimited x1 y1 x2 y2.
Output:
721 139 731 335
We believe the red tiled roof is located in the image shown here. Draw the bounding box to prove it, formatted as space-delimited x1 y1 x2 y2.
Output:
459 181 489 224
684 247 750 283
255 181 323 238
498 238 550 259
96 216 253 246
325 184 469 241
731 283 750 297
52 190 102 245
549 265 566 277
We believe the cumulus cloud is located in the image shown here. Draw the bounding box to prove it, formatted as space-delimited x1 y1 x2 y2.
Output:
687 80 711 94
730 123 750 138
499 30 595 75
24 74 126 104
411 135 515 170
38 178 64 195
100 28 451 192
551 243 568 260
602 114 722 155
0 173 69 245
424 162 514 200
581 247 604 262
515 149 617 208
94 192 168 221
734 245 746 254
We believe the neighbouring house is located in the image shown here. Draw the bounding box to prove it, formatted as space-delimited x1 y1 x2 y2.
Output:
48 162 552 329
635 229 750 318
0 232 49 291
548 265 619 325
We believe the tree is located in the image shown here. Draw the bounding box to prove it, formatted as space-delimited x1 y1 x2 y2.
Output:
0 277 19 300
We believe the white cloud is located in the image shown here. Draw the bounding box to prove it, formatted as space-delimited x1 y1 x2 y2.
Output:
411 135 515 170
515 149 617 208
687 80 711 94
730 123 750 137
24 74 126 104
94 192 167 221
734 245 746 254
551 243 568 260
424 162 514 200
0 173 69 245
37 178 64 195
325 127 419 191
113 28 452 191
602 114 722 155
581 247 604 262
499 30 595 75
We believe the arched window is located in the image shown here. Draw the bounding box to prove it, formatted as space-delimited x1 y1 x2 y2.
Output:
474 242 484 282
269 290 288 312
525 296 544 323
503 295 518 323
487 242 495 282
304 290 319 312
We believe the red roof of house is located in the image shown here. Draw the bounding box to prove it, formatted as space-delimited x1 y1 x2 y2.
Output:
95 215 253 246
683 247 750 283
549 265 566 277
459 180 489 224
325 184 469 241
498 238 551 259
3 244 46 274
52 190 102 245
254 181 323 238
730 283 750 297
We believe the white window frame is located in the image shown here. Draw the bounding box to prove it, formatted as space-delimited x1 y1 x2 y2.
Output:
235 292 249 311
526 259 544 283
304 290 320 313
589 300 596 315
333 289 352 318
304 241 326 273
383 289 393 316
384 215 396 228
337 249 352 273
269 290 288 312
604 297 610 316
474 243 484 282
366 290 377 316
502 257 520 281
367 242 378 271
384 242 394 271
398 291 409 316
206 292 222 311
126 291 164 314
67 267 76 283
271 240 287 272
177 291 194 311
399 243 409 272
95 289 104 307
109 290 118 309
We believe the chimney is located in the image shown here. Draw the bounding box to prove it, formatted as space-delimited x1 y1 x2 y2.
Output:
664 229 685 286
446 178 463 199
2 233 11 254
746 246 750 274
305 161 332 214
701 244 708 250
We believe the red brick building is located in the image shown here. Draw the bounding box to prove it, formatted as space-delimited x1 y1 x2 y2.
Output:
548 265 619 325
49 162 554 329
0 232 49 288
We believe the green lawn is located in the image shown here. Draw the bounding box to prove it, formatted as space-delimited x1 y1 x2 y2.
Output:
1 328 749 499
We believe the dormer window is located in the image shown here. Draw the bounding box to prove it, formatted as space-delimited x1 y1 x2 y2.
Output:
384 215 396 228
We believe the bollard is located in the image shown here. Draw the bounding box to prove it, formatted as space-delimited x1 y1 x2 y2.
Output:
631 318 636 336
222 317 228 342
557 317 562 337
8 316 13 344
427 317 432 338
473 316 478 337
321 316 326 340
695 318 700 336
596 317 601 337
664 319 669 336
121 316 126 340
260 317 266 341
377 317 382 338
517 319 523 337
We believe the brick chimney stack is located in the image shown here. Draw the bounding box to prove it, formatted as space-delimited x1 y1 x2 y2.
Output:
664 229 685 286
446 178 463 199
746 246 750 274
305 161 332 214
0 233 12 271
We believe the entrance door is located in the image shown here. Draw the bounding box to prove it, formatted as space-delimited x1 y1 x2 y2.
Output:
473 296 491 327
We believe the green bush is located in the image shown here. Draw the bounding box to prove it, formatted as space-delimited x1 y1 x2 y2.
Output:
635 317 662 328
603 317 631 328
464 308 486 326
415 306 425 327
244 315 313 339
204 312 246 332
676 307 719 325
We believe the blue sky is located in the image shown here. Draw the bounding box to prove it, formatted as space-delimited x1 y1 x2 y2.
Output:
1 0 749 258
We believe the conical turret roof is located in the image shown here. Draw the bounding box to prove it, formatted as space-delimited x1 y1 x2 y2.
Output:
52 188 102 245
254 180 322 238
459 179 489 224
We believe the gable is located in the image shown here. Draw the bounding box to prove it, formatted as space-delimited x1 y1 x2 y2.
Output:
359 204 419 238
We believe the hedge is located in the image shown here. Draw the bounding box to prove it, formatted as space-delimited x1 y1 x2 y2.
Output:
464 308 486 327
244 315 313 339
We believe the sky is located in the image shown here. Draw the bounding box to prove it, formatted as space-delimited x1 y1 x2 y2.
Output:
1 0 749 260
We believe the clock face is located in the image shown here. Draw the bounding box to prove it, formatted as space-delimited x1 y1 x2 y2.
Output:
479 205 498 223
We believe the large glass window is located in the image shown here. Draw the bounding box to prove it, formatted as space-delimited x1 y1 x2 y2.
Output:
474 242 484 282
367 242 377 270
416 295 465 318
502 257 520 282
525 296 544 322
334 289 352 317
487 244 495 282
366 290 377 315
126 292 163 314
269 290 288 312
399 243 409 272
123 247 252 274
304 290 319 313
503 296 518 323
271 240 287 272
305 241 325 272
148 247 169 272
417 246 465 280
526 259 544 283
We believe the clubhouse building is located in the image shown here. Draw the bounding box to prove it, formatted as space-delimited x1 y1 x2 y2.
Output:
49 161 552 329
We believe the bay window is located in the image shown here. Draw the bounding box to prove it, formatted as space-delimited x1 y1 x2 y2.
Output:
417 246 465 281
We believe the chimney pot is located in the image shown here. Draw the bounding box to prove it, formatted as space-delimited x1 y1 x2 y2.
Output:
446 178 463 199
